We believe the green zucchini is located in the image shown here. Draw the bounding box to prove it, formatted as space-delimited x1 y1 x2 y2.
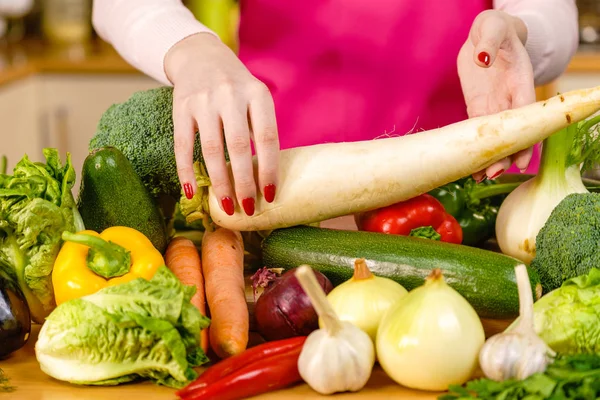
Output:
261 226 542 319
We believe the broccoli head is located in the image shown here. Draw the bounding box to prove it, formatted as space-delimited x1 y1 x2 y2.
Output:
531 192 600 294
90 87 204 199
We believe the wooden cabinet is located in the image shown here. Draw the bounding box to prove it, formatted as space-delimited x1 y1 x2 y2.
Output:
0 78 40 170
0 74 160 190
38 74 161 189
553 72 600 94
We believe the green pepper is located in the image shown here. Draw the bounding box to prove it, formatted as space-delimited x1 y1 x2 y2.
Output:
428 177 520 246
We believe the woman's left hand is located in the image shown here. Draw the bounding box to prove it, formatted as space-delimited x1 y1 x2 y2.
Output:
457 10 535 181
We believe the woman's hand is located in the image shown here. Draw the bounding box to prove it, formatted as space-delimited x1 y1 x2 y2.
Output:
457 10 535 181
165 33 280 216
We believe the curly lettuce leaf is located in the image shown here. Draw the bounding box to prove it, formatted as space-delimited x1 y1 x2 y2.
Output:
0 149 84 322
83 267 209 364
35 266 210 388
528 267 600 354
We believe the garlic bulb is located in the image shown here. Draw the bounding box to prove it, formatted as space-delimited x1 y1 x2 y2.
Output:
479 264 554 381
295 265 375 395
324 258 407 342
376 268 485 391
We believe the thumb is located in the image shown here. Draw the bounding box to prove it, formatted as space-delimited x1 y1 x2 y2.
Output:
470 11 510 68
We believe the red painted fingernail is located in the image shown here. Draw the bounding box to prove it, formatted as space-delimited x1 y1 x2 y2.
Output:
489 169 505 180
478 51 490 66
242 198 255 216
183 183 194 200
221 197 235 216
476 174 487 183
264 184 276 203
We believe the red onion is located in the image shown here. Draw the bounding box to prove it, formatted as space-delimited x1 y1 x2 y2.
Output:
253 267 333 341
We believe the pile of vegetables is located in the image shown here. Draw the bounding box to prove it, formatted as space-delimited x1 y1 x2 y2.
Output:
496 114 600 264
35 266 210 388
0 149 85 323
5 83 600 399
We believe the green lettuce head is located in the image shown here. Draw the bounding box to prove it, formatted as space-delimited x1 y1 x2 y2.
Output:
525 267 600 354
35 266 210 388
0 148 84 323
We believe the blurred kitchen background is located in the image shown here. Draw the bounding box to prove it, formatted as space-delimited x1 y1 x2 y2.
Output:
0 0 599 183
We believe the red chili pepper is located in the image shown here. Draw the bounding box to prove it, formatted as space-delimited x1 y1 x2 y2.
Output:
176 336 306 397
178 347 303 400
355 193 463 244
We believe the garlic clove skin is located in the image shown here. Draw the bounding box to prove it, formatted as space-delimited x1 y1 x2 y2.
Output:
479 331 552 382
297 321 375 395
479 264 555 382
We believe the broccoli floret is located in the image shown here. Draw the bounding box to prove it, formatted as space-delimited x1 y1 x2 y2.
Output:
89 87 204 199
531 192 600 294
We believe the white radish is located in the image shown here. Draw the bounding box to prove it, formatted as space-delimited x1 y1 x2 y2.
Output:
190 87 600 231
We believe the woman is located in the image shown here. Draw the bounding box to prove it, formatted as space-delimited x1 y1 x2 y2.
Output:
92 0 579 217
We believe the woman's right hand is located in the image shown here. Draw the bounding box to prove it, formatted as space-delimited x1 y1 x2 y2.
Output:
165 32 280 217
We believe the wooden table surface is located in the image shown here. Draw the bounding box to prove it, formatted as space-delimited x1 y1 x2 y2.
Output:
0 324 426 400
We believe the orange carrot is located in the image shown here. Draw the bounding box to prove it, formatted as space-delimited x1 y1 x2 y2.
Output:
165 236 209 354
201 227 248 359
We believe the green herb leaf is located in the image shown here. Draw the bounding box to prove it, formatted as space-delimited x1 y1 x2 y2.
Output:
440 354 600 400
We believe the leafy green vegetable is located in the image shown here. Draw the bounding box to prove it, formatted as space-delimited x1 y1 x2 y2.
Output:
35 266 210 388
519 267 600 355
441 354 600 400
0 149 84 323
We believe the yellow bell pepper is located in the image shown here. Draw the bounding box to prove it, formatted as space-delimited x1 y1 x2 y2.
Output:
52 226 165 305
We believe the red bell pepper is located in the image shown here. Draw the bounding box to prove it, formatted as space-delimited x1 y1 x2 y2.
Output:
355 193 463 244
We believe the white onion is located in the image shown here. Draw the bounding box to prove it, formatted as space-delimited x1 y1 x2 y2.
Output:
376 269 485 391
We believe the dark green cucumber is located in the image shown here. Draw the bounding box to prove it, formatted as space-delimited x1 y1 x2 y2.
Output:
77 146 168 253
261 226 541 319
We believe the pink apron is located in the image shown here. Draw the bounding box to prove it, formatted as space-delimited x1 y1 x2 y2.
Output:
237 0 540 174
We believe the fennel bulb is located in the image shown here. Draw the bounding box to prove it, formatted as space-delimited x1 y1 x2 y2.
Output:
496 115 600 264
